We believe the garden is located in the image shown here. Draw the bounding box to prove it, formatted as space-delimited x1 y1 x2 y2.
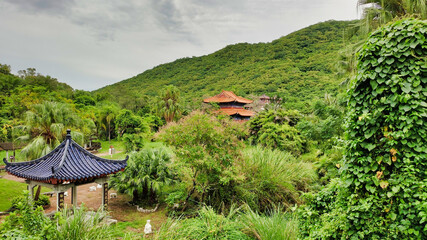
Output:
0 2 426 239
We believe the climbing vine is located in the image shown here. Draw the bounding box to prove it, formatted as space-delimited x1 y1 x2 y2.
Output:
343 18 426 239
299 19 426 239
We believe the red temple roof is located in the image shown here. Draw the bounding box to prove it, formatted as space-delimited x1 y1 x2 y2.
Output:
215 108 255 117
203 90 253 104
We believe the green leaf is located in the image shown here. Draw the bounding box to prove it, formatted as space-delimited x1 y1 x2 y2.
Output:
402 82 412 93
385 58 395 65
370 80 378 90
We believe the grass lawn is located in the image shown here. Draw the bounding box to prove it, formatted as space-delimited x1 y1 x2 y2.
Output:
0 150 22 166
0 173 49 211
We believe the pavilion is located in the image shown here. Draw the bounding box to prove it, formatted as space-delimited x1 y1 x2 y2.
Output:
203 90 255 120
3 130 128 211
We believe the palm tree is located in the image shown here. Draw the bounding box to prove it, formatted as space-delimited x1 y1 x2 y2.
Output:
109 148 175 203
18 102 83 160
155 85 182 123
97 103 119 142
358 0 426 33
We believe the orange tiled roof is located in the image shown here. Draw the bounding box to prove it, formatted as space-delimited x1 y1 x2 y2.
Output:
214 108 255 117
203 90 253 104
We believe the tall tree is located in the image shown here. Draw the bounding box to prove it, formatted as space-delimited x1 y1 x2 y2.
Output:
18 102 83 160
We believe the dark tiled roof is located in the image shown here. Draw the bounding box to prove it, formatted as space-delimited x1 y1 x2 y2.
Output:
3 131 127 184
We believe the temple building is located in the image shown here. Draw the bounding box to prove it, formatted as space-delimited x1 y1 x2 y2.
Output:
203 90 255 120
3 130 128 211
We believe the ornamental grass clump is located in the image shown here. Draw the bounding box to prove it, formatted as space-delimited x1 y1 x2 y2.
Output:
238 146 316 211
153 206 250 240
240 207 298 240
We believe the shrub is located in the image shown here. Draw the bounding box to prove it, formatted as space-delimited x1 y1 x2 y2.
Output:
249 109 306 155
156 111 243 209
109 148 176 203
11 194 50 209
34 195 50 207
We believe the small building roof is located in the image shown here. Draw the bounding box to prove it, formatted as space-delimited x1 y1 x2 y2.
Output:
259 94 270 100
215 108 255 117
3 130 128 185
203 90 253 104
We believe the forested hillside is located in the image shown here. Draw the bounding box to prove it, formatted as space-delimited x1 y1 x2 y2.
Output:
95 20 358 112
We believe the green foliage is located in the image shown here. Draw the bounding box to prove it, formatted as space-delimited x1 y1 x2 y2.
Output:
122 133 146 152
55 205 114 240
115 109 149 137
154 85 182 122
156 111 243 209
249 109 306 155
153 206 250 240
0 192 56 239
300 19 427 239
109 148 175 203
237 146 316 212
95 21 357 113
11 194 50 209
240 207 299 240
18 101 86 160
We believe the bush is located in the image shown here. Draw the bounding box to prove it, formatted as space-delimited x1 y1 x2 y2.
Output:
249 109 306 155
156 111 243 210
11 194 50 209
109 148 176 203
34 195 50 207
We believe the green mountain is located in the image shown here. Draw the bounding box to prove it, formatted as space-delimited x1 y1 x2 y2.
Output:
95 20 357 112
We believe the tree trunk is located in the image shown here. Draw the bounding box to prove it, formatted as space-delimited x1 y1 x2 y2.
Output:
34 185 41 201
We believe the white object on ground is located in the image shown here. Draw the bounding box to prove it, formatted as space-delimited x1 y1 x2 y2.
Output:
110 193 117 198
144 220 152 234
89 186 97 192
97 184 102 188
64 192 68 197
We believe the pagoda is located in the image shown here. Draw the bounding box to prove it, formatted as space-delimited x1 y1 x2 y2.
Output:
3 130 128 211
203 90 255 120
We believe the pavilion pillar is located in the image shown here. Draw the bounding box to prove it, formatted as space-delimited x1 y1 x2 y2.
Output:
102 183 108 211
71 186 77 207
57 192 65 211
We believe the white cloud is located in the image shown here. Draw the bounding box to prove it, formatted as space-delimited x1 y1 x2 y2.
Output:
0 0 359 90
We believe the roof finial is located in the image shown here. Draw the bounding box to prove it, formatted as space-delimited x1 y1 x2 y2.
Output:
66 129 71 139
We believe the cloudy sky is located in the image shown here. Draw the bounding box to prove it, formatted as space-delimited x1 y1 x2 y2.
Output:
0 0 360 91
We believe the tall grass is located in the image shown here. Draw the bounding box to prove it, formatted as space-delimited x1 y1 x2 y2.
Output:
240 207 298 240
153 206 251 240
238 146 316 211
55 206 114 240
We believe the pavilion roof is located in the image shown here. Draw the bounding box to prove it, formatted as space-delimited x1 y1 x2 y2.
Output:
203 90 253 104
215 108 255 117
3 130 127 185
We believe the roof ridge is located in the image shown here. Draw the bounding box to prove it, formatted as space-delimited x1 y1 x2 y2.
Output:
3 141 66 167
51 138 70 175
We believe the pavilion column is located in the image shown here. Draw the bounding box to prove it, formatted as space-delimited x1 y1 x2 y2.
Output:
57 192 65 211
28 182 35 202
102 183 108 211
71 186 77 207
